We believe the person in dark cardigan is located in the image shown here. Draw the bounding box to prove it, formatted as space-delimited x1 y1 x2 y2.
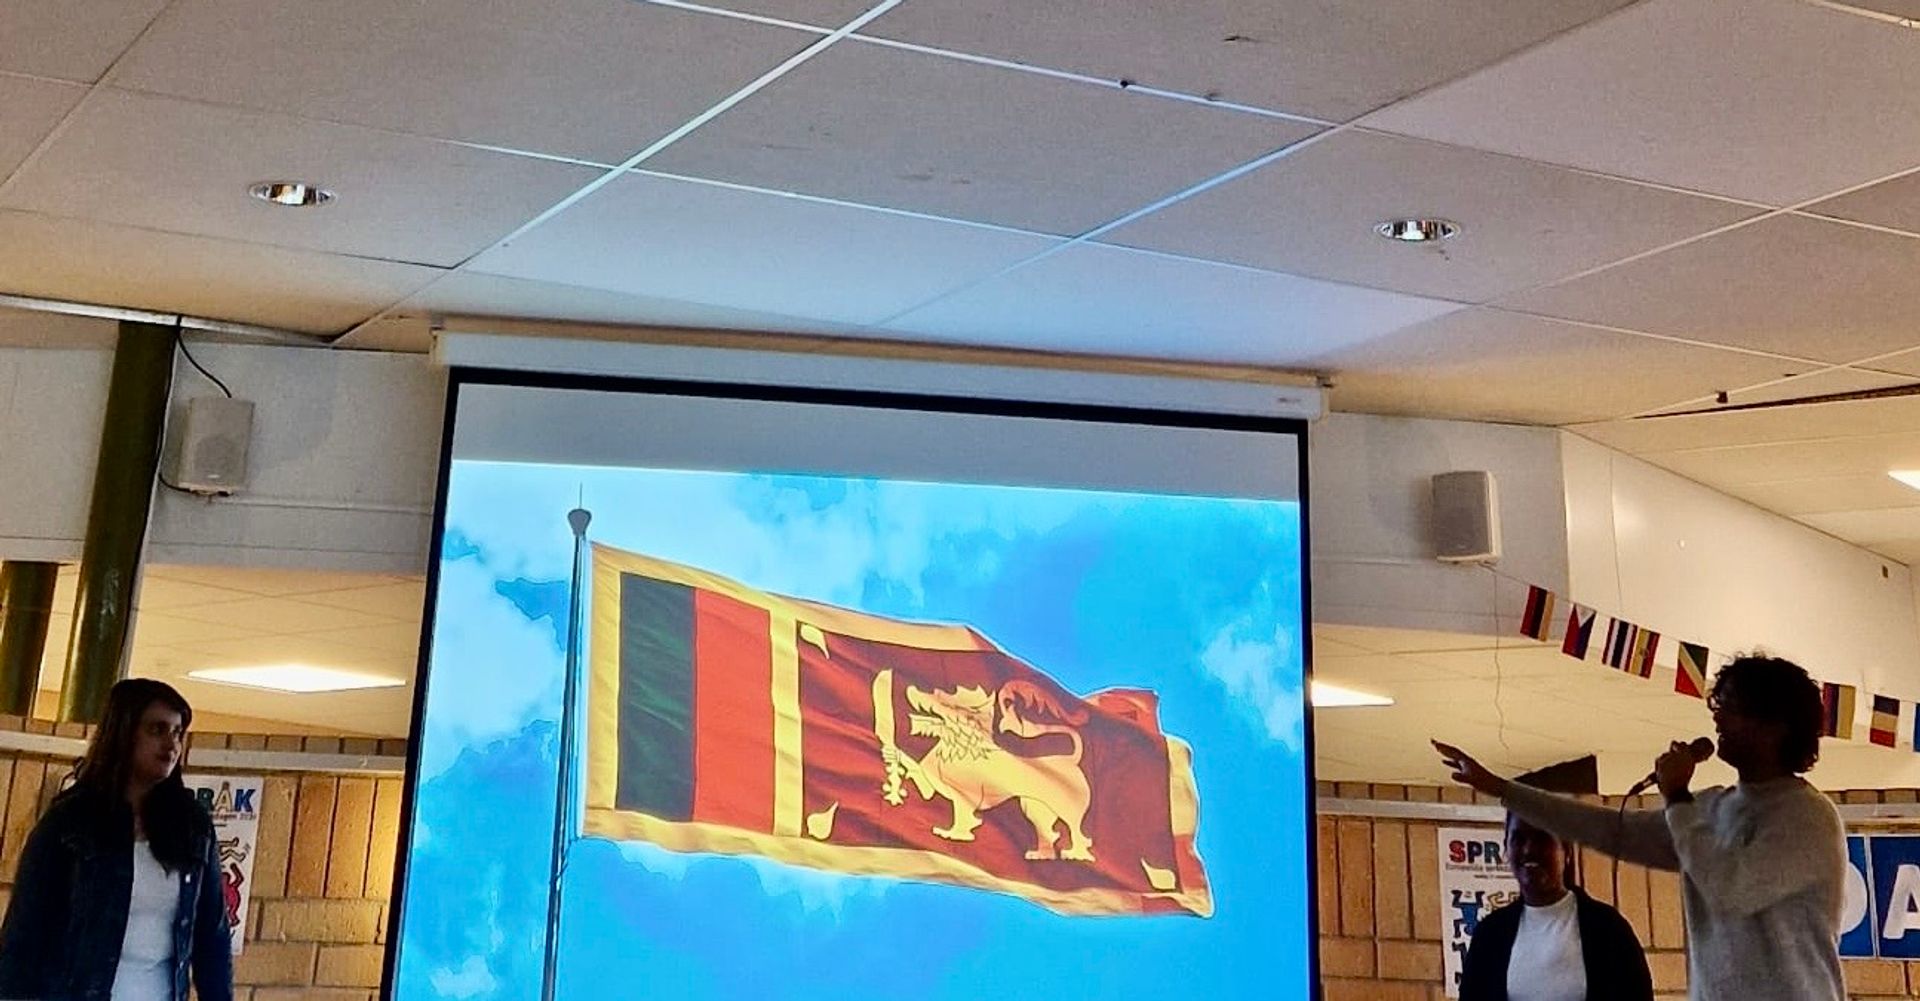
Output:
1459 810 1652 1001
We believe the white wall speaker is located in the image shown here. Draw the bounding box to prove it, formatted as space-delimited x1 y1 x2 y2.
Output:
169 396 253 495
1431 470 1501 563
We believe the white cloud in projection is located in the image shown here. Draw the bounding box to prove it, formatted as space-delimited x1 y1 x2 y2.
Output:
1198 613 1306 752
617 833 893 917
419 556 563 782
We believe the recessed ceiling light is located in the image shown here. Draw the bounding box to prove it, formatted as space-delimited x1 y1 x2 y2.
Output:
187 664 403 694
1374 217 1459 243
248 181 334 208
1891 470 1920 492
1310 680 1394 708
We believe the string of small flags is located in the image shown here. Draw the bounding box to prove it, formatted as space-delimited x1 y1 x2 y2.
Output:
1518 583 1913 750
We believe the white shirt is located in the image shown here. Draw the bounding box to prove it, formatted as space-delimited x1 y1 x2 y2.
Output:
1506 891 1586 1001
111 840 179 1001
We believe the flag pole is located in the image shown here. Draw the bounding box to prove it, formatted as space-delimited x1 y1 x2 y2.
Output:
540 505 592 1001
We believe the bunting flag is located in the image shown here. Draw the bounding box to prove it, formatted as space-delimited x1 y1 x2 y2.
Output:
1519 586 1556 641
1675 642 1709 699
584 543 1213 918
1871 695 1901 748
1601 619 1638 672
1630 630 1660 679
1821 683 1857 740
1562 605 1597 660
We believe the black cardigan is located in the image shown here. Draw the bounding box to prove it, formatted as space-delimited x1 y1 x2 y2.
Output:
1458 889 1654 1001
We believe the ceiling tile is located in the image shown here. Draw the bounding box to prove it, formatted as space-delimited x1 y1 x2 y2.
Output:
0 0 168 82
303 623 425 658
0 90 598 268
1724 474 1920 518
1864 539 1920 565
294 582 427 619
696 0 872 24
467 172 1060 326
1318 308 1796 425
883 244 1462 366
1870 346 1920 379
1803 173 1920 237
1364 0 1920 204
648 41 1316 234
1650 432 1920 486
128 612 257 648
163 597 398 634
1501 214 1920 363
1709 366 1918 408
0 76 85 185
0 211 440 335
148 565 409 598
1798 506 1920 545
1841 0 1920 17
866 0 1634 122
1105 130 1760 303
110 0 815 162
1573 395 1920 455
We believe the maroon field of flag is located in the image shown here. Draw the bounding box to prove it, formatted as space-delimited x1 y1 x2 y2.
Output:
1519 586 1555 642
1562 605 1596 659
1871 695 1901 748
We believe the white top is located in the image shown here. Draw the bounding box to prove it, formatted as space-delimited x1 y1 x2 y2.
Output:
1507 777 1847 1001
111 840 178 1001
1506 892 1586 1001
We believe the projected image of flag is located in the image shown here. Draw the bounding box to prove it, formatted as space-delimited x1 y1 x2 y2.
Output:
583 544 1212 918
1675 642 1709 699
1872 695 1901 748
1519 586 1555 641
1822 683 1857 740
1562 605 1596 659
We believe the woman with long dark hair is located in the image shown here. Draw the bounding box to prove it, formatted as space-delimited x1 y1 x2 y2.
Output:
0 679 232 1001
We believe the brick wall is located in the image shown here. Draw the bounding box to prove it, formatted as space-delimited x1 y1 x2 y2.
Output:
0 726 407 1001
1319 782 1920 1001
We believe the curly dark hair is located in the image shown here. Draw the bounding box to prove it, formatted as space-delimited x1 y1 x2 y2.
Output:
1707 654 1824 774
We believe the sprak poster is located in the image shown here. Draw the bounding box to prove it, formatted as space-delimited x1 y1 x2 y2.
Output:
1437 826 1516 998
183 774 263 954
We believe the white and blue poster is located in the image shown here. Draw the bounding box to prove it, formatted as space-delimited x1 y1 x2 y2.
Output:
1869 834 1920 960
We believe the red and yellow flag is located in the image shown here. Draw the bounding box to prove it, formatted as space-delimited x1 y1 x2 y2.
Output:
584 544 1213 918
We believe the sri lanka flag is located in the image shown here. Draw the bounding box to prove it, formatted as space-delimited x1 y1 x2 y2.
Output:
582 543 1214 918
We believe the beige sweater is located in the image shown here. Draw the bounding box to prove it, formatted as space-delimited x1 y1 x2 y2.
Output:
1503 777 1847 1001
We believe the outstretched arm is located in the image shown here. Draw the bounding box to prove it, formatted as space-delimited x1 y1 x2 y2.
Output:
1432 741 1680 872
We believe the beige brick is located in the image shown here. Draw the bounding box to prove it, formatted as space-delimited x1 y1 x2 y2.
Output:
1884 789 1918 804
1407 785 1440 803
1316 780 1336 799
252 990 371 1001
52 721 84 739
1378 939 1442 981
304 737 343 755
1 758 45 880
1844 790 1881 805
1375 784 1408 801
1647 867 1686 950
1335 782 1369 799
327 778 376 899
1323 978 1427 1001
1316 816 1340 934
374 905 386 945
35 760 65 815
1373 820 1411 938
265 735 304 753
1337 818 1375 937
364 780 403 900
1580 847 1613 905
1844 958 1906 994
22 719 51 735
1320 937 1374 978
341 738 379 757
1440 786 1473 804
376 739 408 758
232 941 315 986
228 734 268 751
288 776 337 897
259 900 383 943
193 733 231 750
252 777 298 900
1408 824 1441 941
315 944 385 988
1614 861 1651 945
1648 951 1688 993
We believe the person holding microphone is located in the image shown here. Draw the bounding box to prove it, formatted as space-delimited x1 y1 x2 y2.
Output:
1434 654 1847 1001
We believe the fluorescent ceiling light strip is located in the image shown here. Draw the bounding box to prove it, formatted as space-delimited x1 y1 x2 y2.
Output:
1890 470 1920 491
187 665 405 694
1311 680 1393 708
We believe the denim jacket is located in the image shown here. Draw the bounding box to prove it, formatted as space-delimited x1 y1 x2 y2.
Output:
0 787 232 1001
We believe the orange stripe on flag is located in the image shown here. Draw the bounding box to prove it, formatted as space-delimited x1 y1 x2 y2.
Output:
692 589 776 832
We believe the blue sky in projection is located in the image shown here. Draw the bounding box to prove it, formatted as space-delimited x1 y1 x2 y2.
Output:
396 460 1309 1001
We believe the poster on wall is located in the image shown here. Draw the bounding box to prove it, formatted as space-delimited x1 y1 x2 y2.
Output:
1843 835 1875 959
183 775 263 955
1437 826 1515 998
1871 834 1920 960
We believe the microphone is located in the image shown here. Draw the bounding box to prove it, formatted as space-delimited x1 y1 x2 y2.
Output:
1625 737 1714 797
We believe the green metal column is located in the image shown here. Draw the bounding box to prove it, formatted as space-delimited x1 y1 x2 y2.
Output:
60 320 176 723
0 561 57 716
